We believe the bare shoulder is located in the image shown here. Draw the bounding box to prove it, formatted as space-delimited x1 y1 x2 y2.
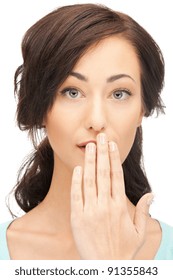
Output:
7 213 37 241
7 212 80 260
6 212 49 259
134 217 162 260
147 217 162 249
7 204 51 235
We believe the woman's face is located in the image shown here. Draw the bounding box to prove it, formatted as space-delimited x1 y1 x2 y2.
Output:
45 36 144 172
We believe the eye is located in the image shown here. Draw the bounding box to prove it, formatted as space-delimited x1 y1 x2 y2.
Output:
60 87 82 99
112 89 132 100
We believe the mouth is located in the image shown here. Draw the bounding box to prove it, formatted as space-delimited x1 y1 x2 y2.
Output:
78 146 86 153
77 140 97 153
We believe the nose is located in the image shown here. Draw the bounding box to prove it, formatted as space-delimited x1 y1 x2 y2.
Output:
84 98 107 132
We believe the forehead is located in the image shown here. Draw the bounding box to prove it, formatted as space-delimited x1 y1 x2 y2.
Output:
73 36 141 84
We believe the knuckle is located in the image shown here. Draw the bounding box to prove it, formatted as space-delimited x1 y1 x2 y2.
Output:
99 184 110 195
86 154 95 164
110 169 116 177
84 176 95 187
110 151 117 159
98 167 110 177
111 168 123 178
71 192 81 201
110 149 121 161
99 145 108 154
98 204 109 216
72 178 80 185
116 199 126 212
112 197 126 213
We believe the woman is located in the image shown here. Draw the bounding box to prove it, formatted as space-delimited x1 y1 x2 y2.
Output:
0 3 172 260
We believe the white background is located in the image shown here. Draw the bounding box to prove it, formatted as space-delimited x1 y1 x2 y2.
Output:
0 0 172 225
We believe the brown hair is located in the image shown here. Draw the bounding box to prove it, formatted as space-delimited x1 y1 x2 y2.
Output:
11 4 165 214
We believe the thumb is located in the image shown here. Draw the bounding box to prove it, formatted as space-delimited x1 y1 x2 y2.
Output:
134 193 154 239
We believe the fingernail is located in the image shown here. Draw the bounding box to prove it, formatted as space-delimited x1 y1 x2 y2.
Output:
147 195 154 206
99 133 106 145
75 166 82 176
109 141 116 152
86 143 95 154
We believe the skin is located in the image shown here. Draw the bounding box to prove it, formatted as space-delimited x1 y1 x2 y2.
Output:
7 36 162 259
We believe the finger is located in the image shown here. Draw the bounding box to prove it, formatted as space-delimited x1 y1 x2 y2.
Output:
97 133 111 203
83 143 97 209
108 141 126 200
134 193 154 240
71 166 83 214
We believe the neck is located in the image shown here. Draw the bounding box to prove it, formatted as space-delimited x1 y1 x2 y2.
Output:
36 158 136 233
36 158 73 231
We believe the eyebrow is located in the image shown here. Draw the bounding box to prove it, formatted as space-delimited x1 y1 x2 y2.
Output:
70 72 88 81
70 71 135 83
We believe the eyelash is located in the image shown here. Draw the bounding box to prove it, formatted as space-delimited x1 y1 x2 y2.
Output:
60 87 83 99
59 87 132 100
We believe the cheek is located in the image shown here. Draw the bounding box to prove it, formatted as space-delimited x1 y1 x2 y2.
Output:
120 126 137 164
45 106 80 167
115 112 141 163
45 108 69 153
